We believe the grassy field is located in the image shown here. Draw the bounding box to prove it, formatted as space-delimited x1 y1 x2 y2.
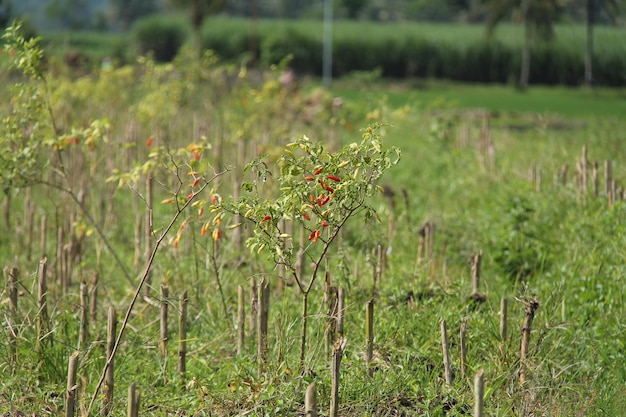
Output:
1 29 626 416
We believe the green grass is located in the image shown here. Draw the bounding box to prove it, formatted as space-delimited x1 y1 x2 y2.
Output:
1 46 626 416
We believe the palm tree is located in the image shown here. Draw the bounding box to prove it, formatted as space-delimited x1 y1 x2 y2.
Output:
485 0 564 89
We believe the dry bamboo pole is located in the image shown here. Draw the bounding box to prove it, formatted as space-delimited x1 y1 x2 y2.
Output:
330 337 347 417
65 351 80 417
365 300 374 377
127 382 139 417
336 287 345 338
520 298 540 385
90 273 98 322
500 298 508 343
144 174 153 296
103 306 117 416
237 285 245 355
178 290 188 378
7 267 18 366
460 317 468 379
305 381 317 417
605 159 612 197
37 257 50 352
257 276 270 377
441 319 453 385
249 277 257 334
474 368 485 417
79 281 89 350
470 251 482 295
159 283 169 359
41 214 47 258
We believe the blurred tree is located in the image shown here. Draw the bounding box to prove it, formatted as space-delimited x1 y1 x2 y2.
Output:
0 0 11 28
485 0 565 89
169 0 226 56
46 0 91 30
111 0 159 30
342 0 369 19
583 0 620 84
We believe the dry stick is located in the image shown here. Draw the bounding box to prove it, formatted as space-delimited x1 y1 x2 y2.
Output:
159 283 169 359
7 267 18 367
249 277 257 334
336 287 345 338
127 382 139 417
500 298 508 343
460 317 468 380
90 273 98 322
178 290 188 378
519 298 540 385
365 300 374 377
103 306 117 416
330 337 347 417
65 351 80 417
85 180 217 416
441 319 453 385
257 276 270 377
474 368 485 417
41 214 47 258
237 285 245 355
79 281 89 350
469 251 486 302
37 257 50 352
305 381 317 417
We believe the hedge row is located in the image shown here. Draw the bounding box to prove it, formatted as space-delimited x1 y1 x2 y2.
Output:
133 16 626 86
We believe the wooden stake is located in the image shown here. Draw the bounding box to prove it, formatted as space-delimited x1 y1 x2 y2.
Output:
500 298 508 343
605 159 612 197
520 298 540 385
90 273 98 322
330 337 347 417
159 283 169 359
336 287 345 338
65 351 80 417
79 281 89 350
127 382 139 417
365 300 374 377
237 285 245 355
103 306 117 416
249 277 257 334
37 257 50 352
178 290 188 378
474 368 485 417
592 161 599 198
460 317 468 379
257 276 270 376
40 214 47 258
305 381 317 417
469 251 486 302
441 319 453 385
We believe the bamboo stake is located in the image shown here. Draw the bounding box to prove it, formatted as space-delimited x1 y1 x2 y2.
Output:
249 277 257 334
257 276 270 376
592 161 599 198
41 214 47 258
520 298 540 385
605 159 612 197
178 290 188 378
365 300 374 377
474 368 485 417
90 273 98 322
441 319 453 385
65 351 80 417
79 281 89 350
460 317 468 379
500 298 508 343
237 285 245 355
330 337 347 417
127 382 139 417
37 257 50 352
159 283 169 359
336 287 345 338
305 381 317 417
103 306 117 416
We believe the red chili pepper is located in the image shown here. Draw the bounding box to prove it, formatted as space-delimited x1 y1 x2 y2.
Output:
319 195 330 206
302 212 311 221
308 229 321 243
194 150 200 161
192 177 200 187
321 221 329 227
327 175 341 182
305 176 315 181
308 230 317 241
325 186 334 193
261 215 271 222
146 137 153 147
310 195 315 203
187 192 194 200
314 166 323 175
